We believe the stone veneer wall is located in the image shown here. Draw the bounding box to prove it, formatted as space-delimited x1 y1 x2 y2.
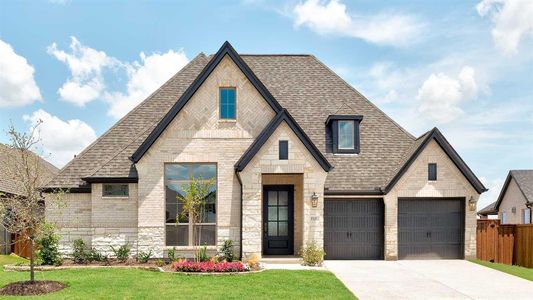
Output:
383 140 479 260
135 55 276 257
239 121 327 259
45 193 92 254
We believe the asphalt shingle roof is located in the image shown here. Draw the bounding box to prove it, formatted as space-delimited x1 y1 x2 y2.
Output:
46 51 423 192
0 144 59 196
509 170 533 203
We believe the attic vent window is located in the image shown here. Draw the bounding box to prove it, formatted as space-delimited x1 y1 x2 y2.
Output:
220 87 236 120
326 115 362 154
279 140 288 160
428 163 437 181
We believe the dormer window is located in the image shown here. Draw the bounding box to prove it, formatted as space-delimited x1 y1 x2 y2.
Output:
326 115 363 154
220 87 236 120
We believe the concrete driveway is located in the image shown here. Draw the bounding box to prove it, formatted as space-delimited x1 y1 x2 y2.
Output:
324 260 533 300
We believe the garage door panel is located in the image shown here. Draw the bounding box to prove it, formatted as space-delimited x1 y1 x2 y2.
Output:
399 198 464 260
324 199 384 260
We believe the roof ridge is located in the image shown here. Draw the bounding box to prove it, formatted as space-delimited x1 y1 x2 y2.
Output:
48 53 208 186
309 55 416 141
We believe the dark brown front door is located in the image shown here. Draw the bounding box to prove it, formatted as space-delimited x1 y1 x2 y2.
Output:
263 185 294 255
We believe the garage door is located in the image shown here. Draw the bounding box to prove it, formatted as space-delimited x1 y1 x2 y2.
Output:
398 198 464 259
324 199 384 260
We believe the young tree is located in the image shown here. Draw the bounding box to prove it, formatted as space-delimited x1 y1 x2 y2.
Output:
0 122 63 282
177 178 215 262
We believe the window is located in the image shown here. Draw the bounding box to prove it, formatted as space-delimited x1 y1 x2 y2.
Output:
327 115 362 154
523 209 531 224
501 212 507 224
102 184 128 197
338 121 355 150
219 87 236 119
428 163 437 181
165 163 216 246
279 140 288 160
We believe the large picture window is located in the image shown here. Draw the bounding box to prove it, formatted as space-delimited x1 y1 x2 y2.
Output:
165 163 216 246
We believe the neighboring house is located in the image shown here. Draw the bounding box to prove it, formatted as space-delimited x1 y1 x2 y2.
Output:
483 170 532 224
477 201 498 219
0 144 59 255
42 42 487 261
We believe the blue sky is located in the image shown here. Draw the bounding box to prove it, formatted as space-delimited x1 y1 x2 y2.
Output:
0 0 532 208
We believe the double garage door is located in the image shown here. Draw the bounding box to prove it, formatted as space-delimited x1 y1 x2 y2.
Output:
324 198 464 260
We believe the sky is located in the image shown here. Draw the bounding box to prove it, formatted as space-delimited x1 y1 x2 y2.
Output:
0 0 532 209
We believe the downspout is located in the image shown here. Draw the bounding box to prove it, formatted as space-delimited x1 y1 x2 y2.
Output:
235 171 243 260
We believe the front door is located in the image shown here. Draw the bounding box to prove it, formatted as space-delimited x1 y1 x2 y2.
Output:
263 185 294 255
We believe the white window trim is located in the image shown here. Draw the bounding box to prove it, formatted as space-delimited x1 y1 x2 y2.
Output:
338 120 355 150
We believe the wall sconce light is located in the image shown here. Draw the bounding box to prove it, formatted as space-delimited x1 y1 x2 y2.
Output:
311 192 319 208
468 196 477 211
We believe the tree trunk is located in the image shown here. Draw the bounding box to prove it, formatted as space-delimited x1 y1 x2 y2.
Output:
29 237 35 283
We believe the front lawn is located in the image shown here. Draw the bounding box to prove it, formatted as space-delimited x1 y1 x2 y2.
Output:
0 256 355 299
470 259 533 282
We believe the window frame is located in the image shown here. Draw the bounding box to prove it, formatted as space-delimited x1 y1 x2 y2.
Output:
164 163 217 247
501 212 507 224
328 115 362 154
428 163 437 181
102 183 129 197
279 140 288 160
337 120 355 150
219 87 237 120
522 208 531 224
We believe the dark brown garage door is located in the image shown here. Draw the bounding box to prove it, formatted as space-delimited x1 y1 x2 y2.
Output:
324 199 384 260
398 198 465 259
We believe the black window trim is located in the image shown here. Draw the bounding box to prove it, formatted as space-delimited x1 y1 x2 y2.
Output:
102 183 129 197
428 163 437 181
327 115 363 154
279 140 289 160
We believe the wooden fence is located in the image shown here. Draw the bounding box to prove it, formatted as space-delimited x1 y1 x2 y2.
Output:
477 219 533 268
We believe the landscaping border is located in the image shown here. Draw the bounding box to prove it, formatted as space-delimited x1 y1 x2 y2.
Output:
3 264 159 272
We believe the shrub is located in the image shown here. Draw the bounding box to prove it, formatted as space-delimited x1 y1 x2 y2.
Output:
219 240 235 262
172 260 248 273
195 245 209 262
37 224 63 266
155 259 165 267
167 247 177 261
245 254 261 270
72 239 89 264
89 248 103 262
138 250 152 263
110 243 130 263
299 241 325 266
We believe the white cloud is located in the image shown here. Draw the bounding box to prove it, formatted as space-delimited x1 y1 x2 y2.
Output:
478 176 505 210
292 0 423 46
47 36 119 106
0 39 42 107
477 0 533 55
105 50 188 119
416 66 479 123
23 109 97 167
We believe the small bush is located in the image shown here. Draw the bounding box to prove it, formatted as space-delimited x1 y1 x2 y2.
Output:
167 247 177 261
89 248 103 262
110 244 130 263
137 250 152 263
155 259 165 267
195 245 209 262
72 239 89 264
245 254 261 270
299 242 325 266
37 224 63 266
219 240 235 262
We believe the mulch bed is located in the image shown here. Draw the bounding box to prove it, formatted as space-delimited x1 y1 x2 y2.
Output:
0 280 66 296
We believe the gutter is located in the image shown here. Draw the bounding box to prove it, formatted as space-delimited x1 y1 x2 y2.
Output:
235 171 244 260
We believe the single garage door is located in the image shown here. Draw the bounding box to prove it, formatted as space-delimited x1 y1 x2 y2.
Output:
324 199 384 260
398 198 465 259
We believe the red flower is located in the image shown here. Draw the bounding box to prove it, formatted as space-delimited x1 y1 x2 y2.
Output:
173 260 247 272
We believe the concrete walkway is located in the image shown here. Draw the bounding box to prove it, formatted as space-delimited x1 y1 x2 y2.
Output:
324 260 533 300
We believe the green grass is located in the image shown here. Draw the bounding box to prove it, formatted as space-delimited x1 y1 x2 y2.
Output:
0 256 355 299
470 259 533 281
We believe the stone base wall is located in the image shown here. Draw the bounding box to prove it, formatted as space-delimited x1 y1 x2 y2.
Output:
138 227 165 258
92 228 138 256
